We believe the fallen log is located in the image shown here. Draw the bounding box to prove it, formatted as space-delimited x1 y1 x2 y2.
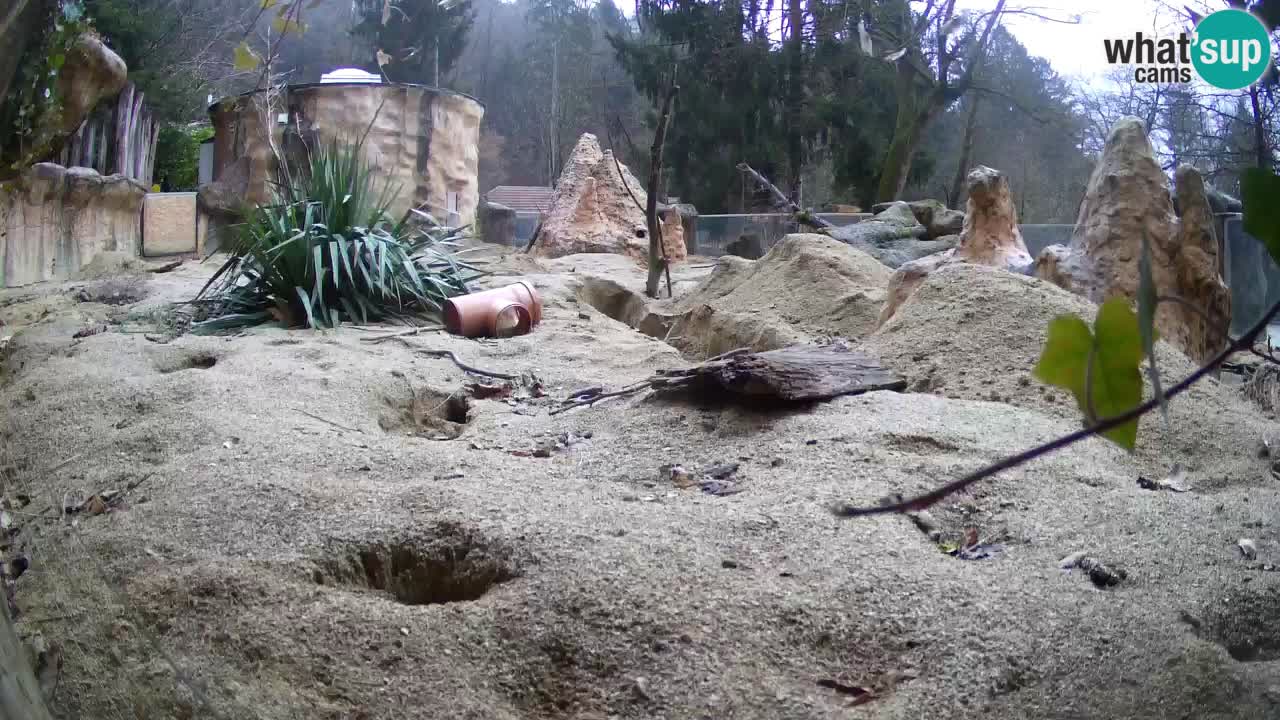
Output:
552 343 904 414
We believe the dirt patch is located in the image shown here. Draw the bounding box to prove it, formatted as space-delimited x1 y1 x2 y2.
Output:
5 252 1280 720
316 523 517 605
575 277 674 340
1202 588 1280 662
155 351 219 373
663 234 891 359
74 277 148 306
377 381 472 439
858 263 1273 481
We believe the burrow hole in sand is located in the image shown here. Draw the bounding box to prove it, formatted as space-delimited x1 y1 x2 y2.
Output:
574 277 673 341
1203 588 1280 662
378 384 472 439
156 352 218 374
314 523 517 605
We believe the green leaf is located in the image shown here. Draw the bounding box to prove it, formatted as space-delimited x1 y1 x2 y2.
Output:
233 42 260 72
1136 231 1167 425
1033 298 1148 450
1242 168 1280 267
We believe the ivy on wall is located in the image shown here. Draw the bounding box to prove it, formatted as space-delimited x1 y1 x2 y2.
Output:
0 1 93 181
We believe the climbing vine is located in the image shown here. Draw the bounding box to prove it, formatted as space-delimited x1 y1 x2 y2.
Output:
0 0 93 180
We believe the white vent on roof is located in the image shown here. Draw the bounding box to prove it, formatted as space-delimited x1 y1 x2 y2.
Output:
320 68 382 84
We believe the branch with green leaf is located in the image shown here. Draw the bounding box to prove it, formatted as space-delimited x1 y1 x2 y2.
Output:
835 167 1280 518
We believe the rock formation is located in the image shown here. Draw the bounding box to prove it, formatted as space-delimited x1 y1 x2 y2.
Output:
827 202 927 247
531 134 687 262
0 164 146 287
1034 117 1230 365
878 166 1032 325
55 35 128 136
827 200 963 268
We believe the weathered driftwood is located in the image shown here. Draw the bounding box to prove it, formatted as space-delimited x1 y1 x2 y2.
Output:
552 344 904 414
735 163 834 230
696 344 905 400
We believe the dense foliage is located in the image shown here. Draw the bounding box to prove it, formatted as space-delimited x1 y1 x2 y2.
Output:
0 0 92 180
153 125 213 191
193 141 484 332
353 0 476 84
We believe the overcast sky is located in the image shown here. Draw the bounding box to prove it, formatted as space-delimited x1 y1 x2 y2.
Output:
959 0 1178 80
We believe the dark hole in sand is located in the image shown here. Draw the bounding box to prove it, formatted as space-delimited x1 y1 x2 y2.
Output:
156 353 218 373
316 523 517 605
378 386 472 439
1202 588 1280 663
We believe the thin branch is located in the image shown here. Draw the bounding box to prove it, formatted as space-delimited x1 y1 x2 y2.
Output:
406 346 521 380
832 297 1280 518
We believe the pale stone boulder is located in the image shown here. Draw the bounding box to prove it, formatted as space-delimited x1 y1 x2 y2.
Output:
1034 117 1229 365
532 133 687 262
878 166 1032 326
56 35 128 135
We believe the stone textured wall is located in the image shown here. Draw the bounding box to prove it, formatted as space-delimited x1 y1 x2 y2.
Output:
285 84 484 229
205 84 484 231
142 192 199 256
208 91 281 210
1 163 145 287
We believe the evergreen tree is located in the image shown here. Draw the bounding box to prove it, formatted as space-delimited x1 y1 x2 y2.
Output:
354 0 476 85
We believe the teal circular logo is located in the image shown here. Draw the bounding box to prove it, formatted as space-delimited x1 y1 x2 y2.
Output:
1192 9 1273 90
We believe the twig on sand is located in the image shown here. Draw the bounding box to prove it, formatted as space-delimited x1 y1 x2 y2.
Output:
549 378 688 415
400 344 521 380
358 325 444 344
148 261 183 274
295 409 363 434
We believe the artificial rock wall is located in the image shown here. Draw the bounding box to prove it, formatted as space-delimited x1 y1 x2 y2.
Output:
204 84 484 232
1 164 146 287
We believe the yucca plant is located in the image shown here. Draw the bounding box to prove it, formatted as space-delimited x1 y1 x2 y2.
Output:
191 140 484 332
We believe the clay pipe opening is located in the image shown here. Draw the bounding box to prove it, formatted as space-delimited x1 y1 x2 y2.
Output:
444 294 532 338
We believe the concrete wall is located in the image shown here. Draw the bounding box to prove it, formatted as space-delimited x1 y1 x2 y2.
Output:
1 163 146 287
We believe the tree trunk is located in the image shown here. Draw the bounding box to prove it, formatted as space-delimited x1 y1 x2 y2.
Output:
785 0 804 201
949 95 980 206
876 62 929 203
1249 83 1271 171
645 78 679 298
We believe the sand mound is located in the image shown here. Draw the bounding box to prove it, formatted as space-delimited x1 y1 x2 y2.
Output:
666 234 890 358
859 263 1271 483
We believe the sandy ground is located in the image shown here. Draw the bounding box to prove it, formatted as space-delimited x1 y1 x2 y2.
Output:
2 244 1280 719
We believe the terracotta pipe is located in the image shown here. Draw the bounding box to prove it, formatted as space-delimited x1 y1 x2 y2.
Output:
444 290 534 338
443 283 542 338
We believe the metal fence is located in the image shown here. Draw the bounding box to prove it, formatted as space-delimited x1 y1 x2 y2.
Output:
1221 214 1276 340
